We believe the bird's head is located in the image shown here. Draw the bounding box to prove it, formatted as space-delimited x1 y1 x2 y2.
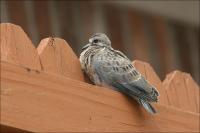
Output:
82 33 112 51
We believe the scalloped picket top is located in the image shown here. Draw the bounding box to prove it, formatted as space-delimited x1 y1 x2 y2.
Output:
0 23 41 70
37 37 84 81
0 23 199 132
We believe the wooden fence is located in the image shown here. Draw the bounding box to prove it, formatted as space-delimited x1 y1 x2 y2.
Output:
0 23 199 132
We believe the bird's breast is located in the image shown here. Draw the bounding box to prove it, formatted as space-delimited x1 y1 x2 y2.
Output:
80 47 103 85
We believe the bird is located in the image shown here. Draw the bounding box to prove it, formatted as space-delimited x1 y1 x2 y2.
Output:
79 33 159 114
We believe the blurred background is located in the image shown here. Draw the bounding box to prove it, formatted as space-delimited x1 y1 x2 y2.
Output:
1 0 199 83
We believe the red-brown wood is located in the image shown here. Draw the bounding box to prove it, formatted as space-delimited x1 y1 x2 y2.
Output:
1 61 199 132
0 23 41 70
37 37 84 81
163 71 199 113
0 23 199 132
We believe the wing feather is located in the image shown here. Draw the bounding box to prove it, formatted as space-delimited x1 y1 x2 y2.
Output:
92 49 159 102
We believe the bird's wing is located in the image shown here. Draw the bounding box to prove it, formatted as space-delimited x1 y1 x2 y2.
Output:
92 50 159 102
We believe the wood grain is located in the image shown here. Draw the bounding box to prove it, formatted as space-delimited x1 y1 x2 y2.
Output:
183 73 200 113
0 23 41 70
1 23 199 132
1 61 199 132
163 71 199 113
37 37 84 81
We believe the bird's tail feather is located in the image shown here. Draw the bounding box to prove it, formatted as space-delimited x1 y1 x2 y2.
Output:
139 99 157 114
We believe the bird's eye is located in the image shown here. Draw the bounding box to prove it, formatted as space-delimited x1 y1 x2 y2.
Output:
93 39 98 43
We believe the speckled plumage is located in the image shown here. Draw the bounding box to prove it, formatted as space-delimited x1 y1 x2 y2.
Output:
79 33 159 114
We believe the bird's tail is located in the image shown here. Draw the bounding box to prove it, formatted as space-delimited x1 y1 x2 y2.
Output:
138 99 157 114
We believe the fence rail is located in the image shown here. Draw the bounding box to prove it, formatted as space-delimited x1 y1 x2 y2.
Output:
0 23 199 132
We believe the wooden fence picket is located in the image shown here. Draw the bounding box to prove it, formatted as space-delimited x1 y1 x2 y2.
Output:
183 73 200 113
37 37 84 81
1 23 199 132
163 71 199 113
0 23 41 70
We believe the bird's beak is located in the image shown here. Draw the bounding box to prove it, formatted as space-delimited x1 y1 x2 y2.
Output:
82 43 91 51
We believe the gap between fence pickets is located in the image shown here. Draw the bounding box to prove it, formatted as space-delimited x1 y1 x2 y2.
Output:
0 23 199 113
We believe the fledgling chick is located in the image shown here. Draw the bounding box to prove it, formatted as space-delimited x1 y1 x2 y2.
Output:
79 33 159 114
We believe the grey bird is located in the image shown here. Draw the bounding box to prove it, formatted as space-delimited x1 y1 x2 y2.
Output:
79 33 159 114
